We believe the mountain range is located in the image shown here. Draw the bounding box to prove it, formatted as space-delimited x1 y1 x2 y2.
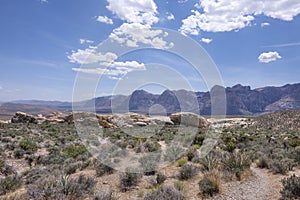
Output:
1 83 300 118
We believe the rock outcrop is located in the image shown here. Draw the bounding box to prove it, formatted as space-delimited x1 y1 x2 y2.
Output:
11 112 37 123
169 112 209 128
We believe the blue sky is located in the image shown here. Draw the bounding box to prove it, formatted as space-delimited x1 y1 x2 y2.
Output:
0 0 300 101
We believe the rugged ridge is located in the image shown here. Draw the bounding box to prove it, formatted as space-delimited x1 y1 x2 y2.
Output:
2 83 300 116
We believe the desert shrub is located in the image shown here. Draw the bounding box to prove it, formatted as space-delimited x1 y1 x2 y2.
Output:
198 170 222 197
164 145 184 161
19 138 37 152
14 149 25 159
0 175 22 195
173 181 187 192
289 138 300 148
280 174 300 199
94 161 115 177
0 162 14 176
200 152 219 171
177 158 188 167
186 147 197 161
193 133 205 146
62 144 87 159
144 141 161 152
27 174 96 199
291 146 300 164
64 162 79 175
156 173 167 185
179 164 198 180
24 168 45 185
139 154 159 176
223 141 237 153
257 156 270 169
0 159 4 169
93 190 118 200
270 160 289 175
222 152 251 180
144 185 185 200
119 168 141 192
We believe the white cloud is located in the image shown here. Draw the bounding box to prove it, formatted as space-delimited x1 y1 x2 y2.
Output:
180 0 300 34
201 38 212 44
96 16 113 24
79 39 94 44
106 0 158 25
178 0 188 3
109 23 174 49
261 22 270 27
39 0 48 3
0 86 3 90
258 51 282 63
167 13 175 20
68 48 117 64
72 60 145 79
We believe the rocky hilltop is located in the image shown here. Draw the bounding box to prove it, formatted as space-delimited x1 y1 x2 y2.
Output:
4 111 209 129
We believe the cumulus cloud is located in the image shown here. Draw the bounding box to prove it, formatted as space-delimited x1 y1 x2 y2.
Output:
79 39 94 44
167 13 175 20
258 51 282 63
261 22 270 27
97 16 113 24
109 23 174 49
201 38 212 44
72 60 145 79
39 0 48 3
180 0 300 34
68 48 117 64
106 0 158 25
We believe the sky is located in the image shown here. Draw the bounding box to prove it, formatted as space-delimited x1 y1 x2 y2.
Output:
0 0 300 101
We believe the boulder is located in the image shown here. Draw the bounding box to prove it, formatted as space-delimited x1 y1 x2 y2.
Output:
97 115 115 128
11 112 37 123
169 112 209 128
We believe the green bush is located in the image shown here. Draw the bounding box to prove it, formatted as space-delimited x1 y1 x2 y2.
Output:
280 174 300 199
223 141 236 153
179 164 198 180
19 138 37 152
177 158 188 167
144 185 185 200
62 144 87 159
